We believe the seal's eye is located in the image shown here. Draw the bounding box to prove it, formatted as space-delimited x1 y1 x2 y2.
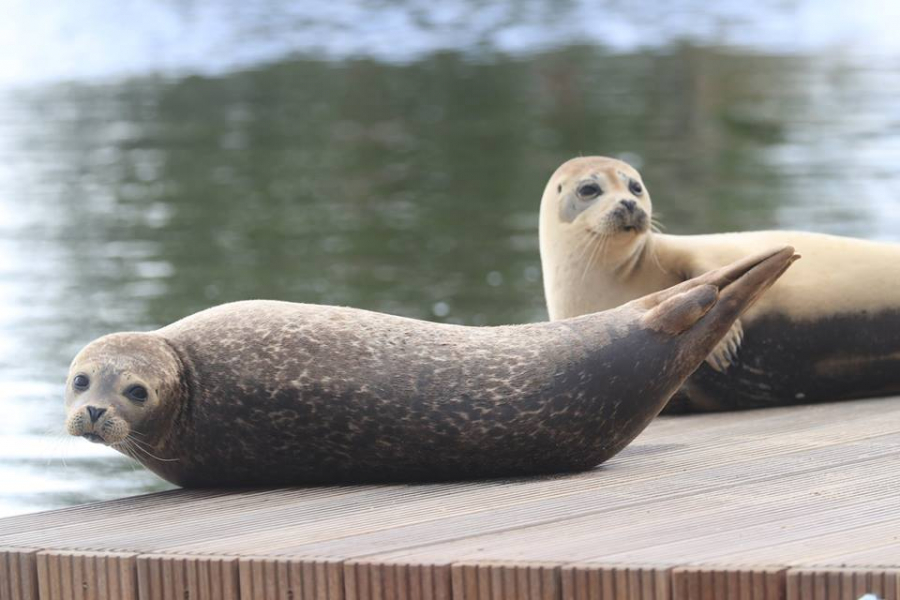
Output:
72 374 89 391
629 180 643 195
577 182 602 199
125 385 149 403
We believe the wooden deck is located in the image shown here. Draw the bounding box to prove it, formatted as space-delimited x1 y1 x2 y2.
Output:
2 396 900 600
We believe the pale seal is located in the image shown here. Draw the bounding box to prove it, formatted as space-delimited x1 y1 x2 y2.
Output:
65 247 794 486
540 155 900 411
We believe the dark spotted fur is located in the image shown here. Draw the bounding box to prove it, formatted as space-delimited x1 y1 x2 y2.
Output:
66 248 795 486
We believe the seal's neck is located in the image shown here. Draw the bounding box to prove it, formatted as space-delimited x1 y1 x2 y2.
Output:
613 234 655 279
544 231 675 320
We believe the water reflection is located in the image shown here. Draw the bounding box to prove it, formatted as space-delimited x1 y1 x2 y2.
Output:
2 5 900 516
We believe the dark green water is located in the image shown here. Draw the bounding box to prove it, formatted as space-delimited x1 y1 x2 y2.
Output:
2 1 899 515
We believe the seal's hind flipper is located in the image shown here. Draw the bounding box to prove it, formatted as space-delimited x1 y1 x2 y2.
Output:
706 319 744 372
640 284 718 335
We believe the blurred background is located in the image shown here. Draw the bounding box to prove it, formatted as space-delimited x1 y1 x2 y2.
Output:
1 0 899 516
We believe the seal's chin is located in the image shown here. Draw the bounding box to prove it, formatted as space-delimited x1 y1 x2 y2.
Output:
620 222 649 234
82 433 106 444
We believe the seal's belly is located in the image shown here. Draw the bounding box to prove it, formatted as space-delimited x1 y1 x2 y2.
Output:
676 309 900 411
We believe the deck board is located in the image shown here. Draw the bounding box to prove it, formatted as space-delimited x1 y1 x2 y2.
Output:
2 397 900 599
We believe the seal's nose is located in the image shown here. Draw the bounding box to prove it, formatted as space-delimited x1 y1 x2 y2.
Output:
86 406 106 423
620 199 637 213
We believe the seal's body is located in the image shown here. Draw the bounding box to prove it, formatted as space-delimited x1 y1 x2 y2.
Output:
540 156 900 411
65 248 794 486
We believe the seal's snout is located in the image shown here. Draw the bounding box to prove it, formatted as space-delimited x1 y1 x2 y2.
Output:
86 405 106 423
611 200 648 233
65 402 130 446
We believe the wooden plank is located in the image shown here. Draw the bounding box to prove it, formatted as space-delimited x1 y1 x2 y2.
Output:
786 568 900 600
344 560 450 600
0 488 390 551
0 491 228 537
560 564 670 600
801 542 900 570
449 562 561 600
582 496 900 566
354 444 900 565
35 551 137 600
136 554 239 600
672 567 785 600
238 557 343 600
0 548 38 600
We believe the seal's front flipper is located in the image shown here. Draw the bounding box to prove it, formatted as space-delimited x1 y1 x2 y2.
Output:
706 319 743 372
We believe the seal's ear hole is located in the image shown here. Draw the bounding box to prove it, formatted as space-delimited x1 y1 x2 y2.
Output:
124 384 149 403
557 184 562 193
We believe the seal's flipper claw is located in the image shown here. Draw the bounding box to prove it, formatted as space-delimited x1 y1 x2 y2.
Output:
706 319 743 372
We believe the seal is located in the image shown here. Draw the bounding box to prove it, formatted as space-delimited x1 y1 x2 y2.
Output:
540 155 900 411
64 247 794 486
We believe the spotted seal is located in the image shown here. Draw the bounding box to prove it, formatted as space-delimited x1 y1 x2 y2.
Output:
65 247 794 485
540 155 900 411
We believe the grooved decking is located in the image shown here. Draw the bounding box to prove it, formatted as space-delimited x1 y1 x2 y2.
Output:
2 397 900 599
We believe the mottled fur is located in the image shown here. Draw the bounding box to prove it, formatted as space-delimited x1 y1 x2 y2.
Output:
65 249 794 486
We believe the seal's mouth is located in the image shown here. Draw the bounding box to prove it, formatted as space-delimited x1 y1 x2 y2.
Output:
612 206 649 234
82 433 105 444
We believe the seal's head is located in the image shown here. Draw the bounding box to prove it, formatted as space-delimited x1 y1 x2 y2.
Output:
65 332 185 450
540 155 652 257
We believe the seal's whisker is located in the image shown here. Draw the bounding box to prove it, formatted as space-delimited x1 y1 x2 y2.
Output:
651 248 667 275
119 440 144 466
581 233 608 284
44 431 71 468
126 434 154 449
126 435 180 462
575 238 594 272
43 423 67 437
114 440 142 471
572 230 599 266
600 232 613 265
579 239 598 284
56 436 73 469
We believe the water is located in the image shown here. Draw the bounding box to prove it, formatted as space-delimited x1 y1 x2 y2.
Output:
2 0 900 517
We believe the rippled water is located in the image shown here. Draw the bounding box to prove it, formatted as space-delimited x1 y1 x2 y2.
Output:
2 0 900 517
